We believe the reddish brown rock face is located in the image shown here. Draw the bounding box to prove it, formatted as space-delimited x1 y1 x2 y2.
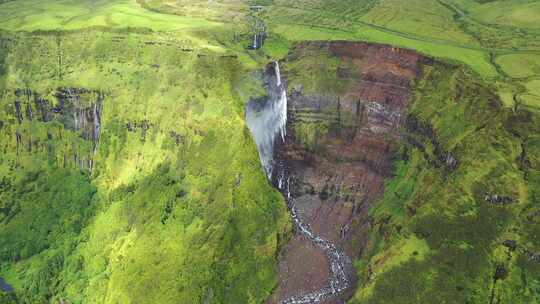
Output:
270 42 427 303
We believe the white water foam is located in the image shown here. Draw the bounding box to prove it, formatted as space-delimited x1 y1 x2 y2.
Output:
246 61 287 178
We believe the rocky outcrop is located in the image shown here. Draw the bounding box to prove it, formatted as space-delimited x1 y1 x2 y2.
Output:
2 87 104 171
501 240 540 264
269 42 428 303
525 250 540 263
502 240 518 251
126 120 152 142
484 194 514 205
53 88 104 152
404 115 458 171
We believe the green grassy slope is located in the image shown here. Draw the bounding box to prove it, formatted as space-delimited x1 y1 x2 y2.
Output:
0 0 223 31
0 4 291 302
350 61 540 304
0 0 539 303
449 0 540 30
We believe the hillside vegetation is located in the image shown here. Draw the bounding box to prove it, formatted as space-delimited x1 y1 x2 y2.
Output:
0 9 290 303
0 0 539 303
351 60 540 304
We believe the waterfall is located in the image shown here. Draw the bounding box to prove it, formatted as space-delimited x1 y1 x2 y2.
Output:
274 61 287 142
252 34 258 49
246 61 287 178
251 33 265 50
246 61 351 304
275 61 282 87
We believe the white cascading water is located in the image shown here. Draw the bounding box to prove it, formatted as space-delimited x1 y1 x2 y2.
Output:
246 61 287 178
246 61 350 304
276 174 351 304
275 61 282 86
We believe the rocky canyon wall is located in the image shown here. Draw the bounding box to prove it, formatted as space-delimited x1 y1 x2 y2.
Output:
0 87 104 172
267 41 430 303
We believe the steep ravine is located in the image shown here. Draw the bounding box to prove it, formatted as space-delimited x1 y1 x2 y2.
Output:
247 42 428 303
247 61 352 304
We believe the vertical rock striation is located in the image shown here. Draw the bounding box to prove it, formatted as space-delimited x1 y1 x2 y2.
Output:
266 41 428 304
2 87 104 171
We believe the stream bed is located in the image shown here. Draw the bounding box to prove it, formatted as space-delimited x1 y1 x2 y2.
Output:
246 61 351 304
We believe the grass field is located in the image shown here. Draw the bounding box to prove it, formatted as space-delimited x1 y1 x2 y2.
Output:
496 54 540 79
2 0 539 92
0 0 222 31
521 79 540 109
139 0 246 21
449 0 540 29
266 20 498 77
361 0 478 46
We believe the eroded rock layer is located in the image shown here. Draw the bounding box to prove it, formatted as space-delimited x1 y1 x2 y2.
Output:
270 42 429 303
0 87 104 171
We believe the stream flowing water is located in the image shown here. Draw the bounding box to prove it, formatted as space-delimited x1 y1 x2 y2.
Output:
246 62 351 304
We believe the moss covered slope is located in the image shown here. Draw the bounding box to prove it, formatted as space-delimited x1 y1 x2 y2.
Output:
0 29 290 304
351 61 540 303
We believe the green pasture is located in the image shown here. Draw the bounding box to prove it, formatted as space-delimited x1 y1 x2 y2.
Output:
361 0 478 46
448 0 540 29
496 54 540 79
521 79 540 109
0 0 222 31
0 1 539 304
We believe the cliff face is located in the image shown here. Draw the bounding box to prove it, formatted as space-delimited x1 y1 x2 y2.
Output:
1 88 103 171
270 42 540 304
270 42 428 303
0 31 292 304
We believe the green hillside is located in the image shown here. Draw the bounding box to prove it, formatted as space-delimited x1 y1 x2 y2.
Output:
351 60 540 304
0 10 290 303
0 0 539 303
